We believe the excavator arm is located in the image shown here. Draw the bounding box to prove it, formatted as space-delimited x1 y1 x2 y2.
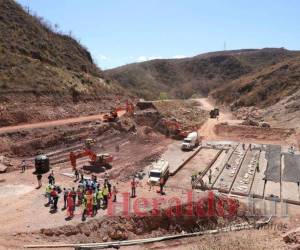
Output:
70 149 113 170
70 149 97 170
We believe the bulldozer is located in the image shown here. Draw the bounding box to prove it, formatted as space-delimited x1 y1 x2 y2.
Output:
210 108 219 118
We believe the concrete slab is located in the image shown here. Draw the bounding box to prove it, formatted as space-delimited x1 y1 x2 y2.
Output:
250 150 268 199
282 181 299 204
281 154 300 204
283 153 300 183
231 149 260 196
213 143 248 193
265 180 281 201
265 145 281 182
166 148 219 189
162 142 201 175
202 148 234 188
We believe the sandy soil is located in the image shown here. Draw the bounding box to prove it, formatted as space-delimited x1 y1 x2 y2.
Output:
0 98 299 250
0 111 125 135
196 98 298 148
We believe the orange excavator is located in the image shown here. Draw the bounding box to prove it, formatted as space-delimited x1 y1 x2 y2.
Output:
69 139 113 171
103 101 134 122
161 119 191 139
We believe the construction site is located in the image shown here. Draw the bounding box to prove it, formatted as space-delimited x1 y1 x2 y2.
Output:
1 0 300 249
0 96 299 250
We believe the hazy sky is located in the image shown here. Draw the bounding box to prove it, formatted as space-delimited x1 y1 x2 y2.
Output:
17 0 300 69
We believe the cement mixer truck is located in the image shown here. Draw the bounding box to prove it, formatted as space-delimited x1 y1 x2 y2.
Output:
181 131 199 151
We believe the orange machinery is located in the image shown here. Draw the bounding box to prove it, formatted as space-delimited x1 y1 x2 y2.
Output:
103 100 134 122
161 119 191 139
70 149 113 171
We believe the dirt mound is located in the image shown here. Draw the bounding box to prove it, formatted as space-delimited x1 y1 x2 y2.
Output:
38 194 254 243
214 123 295 142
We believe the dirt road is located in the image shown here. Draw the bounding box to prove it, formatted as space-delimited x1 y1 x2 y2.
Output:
196 98 296 146
195 98 236 140
0 111 125 134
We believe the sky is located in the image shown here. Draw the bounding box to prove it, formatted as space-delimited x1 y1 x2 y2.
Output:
16 0 300 69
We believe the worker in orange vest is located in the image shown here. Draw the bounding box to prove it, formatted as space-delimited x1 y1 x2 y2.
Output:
86 190 93 216
66 193 74 220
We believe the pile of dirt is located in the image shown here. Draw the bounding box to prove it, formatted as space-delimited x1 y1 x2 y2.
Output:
214 123 295 142
0 155 13 173
0 116 136 159
153 100 208 129
36 193 254 243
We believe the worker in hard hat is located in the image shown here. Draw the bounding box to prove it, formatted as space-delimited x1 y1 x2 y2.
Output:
131 177 138 198
102 184 109 208
50 186 59 213
92 190 98 216
81 193 87 221
66 193 74 220
97 187 103 209
62 188 68 210
45 184 53 206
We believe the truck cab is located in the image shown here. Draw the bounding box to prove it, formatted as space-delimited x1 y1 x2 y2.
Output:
148 159 169 185
181 131 199 150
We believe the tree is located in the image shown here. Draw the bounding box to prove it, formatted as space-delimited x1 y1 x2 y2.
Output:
159 92 168 100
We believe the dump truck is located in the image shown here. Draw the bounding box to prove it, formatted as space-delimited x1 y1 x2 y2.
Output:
181 131 199 150
210 108 219 118
34 154 50 174
148 159 169 185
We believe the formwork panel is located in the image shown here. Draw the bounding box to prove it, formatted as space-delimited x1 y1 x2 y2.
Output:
213 143 247 193
231 149 260 196
250 151 268 199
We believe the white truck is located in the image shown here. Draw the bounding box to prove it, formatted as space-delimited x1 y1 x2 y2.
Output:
148 159 169 185
181 131 199 151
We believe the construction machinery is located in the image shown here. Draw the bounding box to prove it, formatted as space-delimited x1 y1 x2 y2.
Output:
69 139 113 171
103 109 118 122
70 149 113 171
181 131 200 151
103 101 134 122
148 159 169 185
210 108 219 118
34 154 50 174
161 119 190 139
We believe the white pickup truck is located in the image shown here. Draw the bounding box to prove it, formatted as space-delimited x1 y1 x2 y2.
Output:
148 159 169 185
181 131 199 151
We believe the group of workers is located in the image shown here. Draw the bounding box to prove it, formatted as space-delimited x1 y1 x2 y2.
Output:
44 170 118 221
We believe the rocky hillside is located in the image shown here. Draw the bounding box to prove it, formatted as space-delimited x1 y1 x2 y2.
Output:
212 55 300 127
105 48 299 100
0 0 126 126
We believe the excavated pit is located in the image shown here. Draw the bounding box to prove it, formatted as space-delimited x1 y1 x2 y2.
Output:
34 194 259 244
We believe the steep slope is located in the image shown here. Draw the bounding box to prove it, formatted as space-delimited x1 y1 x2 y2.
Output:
212 56 300 127
212 56 300 108
105 48 299 100
0 0 126 126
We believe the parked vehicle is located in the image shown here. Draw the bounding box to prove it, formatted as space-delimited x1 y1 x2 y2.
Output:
148 159 169 185
181 131 199 150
